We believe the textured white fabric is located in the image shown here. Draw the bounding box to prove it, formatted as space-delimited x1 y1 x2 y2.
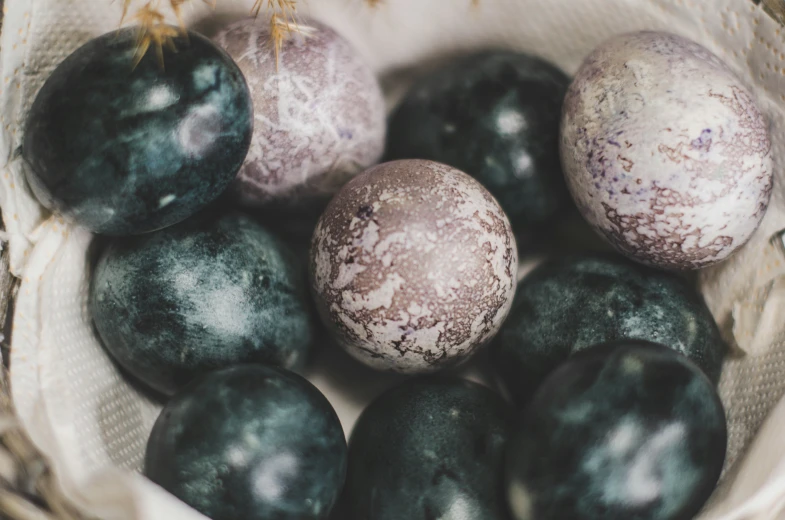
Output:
2 0 785 518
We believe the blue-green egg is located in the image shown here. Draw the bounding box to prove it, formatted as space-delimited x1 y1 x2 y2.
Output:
385 51 571 244
145 365 347 520
90 211 315 395
492 254 725 405
505 341 726 520
343 377 513 520
23 27 252 235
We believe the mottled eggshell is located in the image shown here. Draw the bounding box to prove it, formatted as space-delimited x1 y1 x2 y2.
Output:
343 377 513 520
492 254 725 406
309 159 518 374
386 51 571 243
561 31 772 270
212 18 386 208
23 27 252 235
145 365 347 520
90 212 315 396
505 341 727 520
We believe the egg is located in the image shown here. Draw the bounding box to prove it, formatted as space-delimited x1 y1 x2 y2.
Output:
23 27 252 235
212 18 386 209
505 341 726 520
343 377 513 520
386 51 572 245
90 212 315 395
492 254 726 406
145 365 347 520
309 159 517 374
561 31 772 270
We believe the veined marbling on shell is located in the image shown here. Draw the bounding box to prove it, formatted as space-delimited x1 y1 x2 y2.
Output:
386 51 572 245
492 254 726 406
23 27 253 235
309 159 518 373
145 365 346 520
505 341 726 520
561 31 773 270
212 18 386 209
90 212 315 395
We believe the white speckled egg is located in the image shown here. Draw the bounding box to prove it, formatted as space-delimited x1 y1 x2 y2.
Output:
213 18 386 208
561 31 772 270
309 159 518 373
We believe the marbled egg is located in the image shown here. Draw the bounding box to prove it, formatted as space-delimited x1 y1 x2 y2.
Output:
309 159 517 374
505 341 726 520
343 377 513 520
90 211 315 395
212 18 385 209
23 27 252 235
386 51 571 243
561 31 772 270
492 254 725 406
145 365 347 520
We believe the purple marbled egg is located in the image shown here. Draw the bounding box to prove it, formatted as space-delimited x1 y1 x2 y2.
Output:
561 31 772 270
310 159 518 374
213 18 386 208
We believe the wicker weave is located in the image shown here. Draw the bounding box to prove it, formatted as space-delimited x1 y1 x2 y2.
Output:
762 0 785 23
0 1 783 518
0 368 91 520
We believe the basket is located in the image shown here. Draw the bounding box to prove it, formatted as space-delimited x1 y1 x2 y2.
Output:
3 0 785 519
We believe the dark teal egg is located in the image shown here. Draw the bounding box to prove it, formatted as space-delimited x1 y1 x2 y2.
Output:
385 51 571 242
90 211 315 395
344 377 513 520
23 27 252 235
492 254 725 405
145 365 347 520
505 341 726 520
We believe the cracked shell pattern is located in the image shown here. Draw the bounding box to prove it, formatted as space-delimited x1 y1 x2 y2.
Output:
561 31 773 270
309 159 517 373
212 18 386 209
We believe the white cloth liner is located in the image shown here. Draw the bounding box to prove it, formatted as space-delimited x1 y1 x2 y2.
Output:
2 0 785 518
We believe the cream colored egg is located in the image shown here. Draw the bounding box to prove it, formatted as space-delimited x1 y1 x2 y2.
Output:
561 31 772 270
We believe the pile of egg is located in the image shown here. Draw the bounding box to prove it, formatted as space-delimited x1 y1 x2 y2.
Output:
22 17 772 520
